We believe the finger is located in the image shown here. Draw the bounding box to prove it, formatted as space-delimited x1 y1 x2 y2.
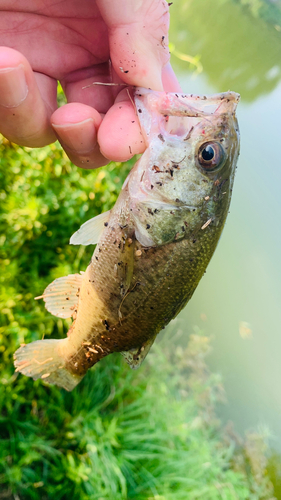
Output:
51 103 108 169
162 62 182 92
98 60 182 163
96 0 171 91
0 47 57 147
98 89 146 162
61 62 115 114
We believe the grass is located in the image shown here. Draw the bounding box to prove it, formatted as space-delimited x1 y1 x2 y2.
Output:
0 330 276 499
0 135 277 499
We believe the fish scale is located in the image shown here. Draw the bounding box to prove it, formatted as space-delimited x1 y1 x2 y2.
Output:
14 87 240 391
66 219 221 378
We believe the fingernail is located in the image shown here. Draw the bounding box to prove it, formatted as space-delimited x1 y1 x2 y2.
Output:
0 65 28 108
52 119 96 154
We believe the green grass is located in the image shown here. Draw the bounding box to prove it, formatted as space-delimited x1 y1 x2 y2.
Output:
0 331 276 500
0 136 276 499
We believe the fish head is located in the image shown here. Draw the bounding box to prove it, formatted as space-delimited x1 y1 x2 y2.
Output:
128 89 240 247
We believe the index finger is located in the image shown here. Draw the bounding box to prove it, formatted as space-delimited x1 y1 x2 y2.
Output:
96 0 178 91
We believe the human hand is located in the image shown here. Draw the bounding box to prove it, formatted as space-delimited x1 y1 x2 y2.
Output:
0 0 181 168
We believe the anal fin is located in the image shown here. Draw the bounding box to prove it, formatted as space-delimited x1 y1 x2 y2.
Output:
121 335 156 369
35 273 84 319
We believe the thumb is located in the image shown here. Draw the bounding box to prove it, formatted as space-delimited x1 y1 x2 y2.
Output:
96 0 171 91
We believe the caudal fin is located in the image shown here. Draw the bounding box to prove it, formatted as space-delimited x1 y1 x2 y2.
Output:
14 339 83 391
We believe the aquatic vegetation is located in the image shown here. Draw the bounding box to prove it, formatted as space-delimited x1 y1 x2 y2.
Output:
234 0 281 27
0 328 276 499
169 0 281 101
0 136 277 498
168 43 203 75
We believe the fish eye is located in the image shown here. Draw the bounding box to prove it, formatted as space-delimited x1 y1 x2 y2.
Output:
197 142 226 172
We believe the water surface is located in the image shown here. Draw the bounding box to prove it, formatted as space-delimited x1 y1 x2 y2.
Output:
168 0 281 449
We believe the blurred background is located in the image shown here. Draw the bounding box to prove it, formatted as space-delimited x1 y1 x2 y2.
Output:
168 0 281 452
1 0 281 498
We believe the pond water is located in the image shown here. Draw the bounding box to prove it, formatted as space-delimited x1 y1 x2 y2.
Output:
167 0 281 449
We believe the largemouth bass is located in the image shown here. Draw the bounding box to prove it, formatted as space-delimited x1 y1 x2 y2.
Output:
14 88 240 391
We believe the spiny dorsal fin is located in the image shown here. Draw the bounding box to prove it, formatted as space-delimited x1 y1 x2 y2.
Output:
70 210 111 246
121 335 156 369
35 273 84 319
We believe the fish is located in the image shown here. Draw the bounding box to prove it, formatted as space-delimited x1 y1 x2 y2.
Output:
14 87 240 391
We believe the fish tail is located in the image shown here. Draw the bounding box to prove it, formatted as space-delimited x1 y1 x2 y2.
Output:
14 339 83 391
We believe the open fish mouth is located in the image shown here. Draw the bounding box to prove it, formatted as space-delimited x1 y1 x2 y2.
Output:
135 88 240 117
134 88 240 142
157 91 240 116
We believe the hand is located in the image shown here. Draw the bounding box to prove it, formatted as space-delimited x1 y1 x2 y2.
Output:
0 0 181 168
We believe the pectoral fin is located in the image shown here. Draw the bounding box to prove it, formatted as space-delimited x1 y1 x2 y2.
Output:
70 210 111 246
121 335 156 369
35 273 84 318
133 216 155 247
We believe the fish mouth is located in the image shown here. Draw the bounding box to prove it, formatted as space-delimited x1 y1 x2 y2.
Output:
134 88 240 141
159 92 240 117
135 88 240 117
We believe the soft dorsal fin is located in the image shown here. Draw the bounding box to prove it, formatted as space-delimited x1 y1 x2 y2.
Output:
70 210 111 246
35 273 84 319
121 335 156 369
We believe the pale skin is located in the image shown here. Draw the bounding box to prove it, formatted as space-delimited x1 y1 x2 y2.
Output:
0 0 181 169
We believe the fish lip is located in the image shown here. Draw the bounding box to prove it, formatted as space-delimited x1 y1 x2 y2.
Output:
211 92 240 115
134 87 240 117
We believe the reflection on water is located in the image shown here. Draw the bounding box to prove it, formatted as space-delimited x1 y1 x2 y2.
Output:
168 0 281 450
170 0 281 100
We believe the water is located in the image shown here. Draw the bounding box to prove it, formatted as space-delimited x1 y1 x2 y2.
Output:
168 0 281 449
